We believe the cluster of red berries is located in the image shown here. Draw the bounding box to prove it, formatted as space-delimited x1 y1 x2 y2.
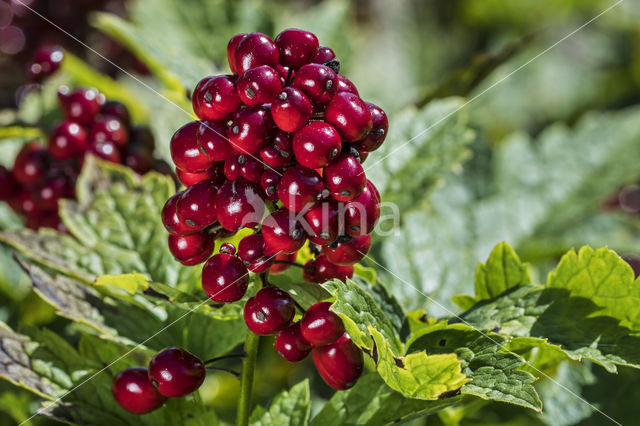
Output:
112 347 206 414
0 87 157 230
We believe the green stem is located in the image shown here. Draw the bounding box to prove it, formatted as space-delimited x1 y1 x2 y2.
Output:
236 276 263 426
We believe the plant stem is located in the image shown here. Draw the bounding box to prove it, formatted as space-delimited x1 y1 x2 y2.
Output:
204 353 246 364
236 276 263 426
273 260 312 270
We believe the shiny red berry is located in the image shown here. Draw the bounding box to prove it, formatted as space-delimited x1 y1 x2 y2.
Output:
323 153 366 202
313 46 336 64
14 189 41 217
312 334 363 390
224 154 242 181
219 242 237 255
101 100 131 126
292 64 337 105
260 169 281 201
148 347 206 397
355 103 388 152
27 46 64 82
124 145 154 175
275 29 319 69
13 142 49 185
260 131 294 167
344 180 380 237
292 122 341 169
162 193 196 236
89 117 129 147
262 208 307 254
325 93 372 142
0 166 18 201
197 121 234 161
244 286 295 335
233 32 280 75
177 164 223 187
239 155 264 183
228 106 273 155
202 253 249 302
277 165 324 213
176 179 219 230
168 230 215 266
48 121 87 160
323 235 371 266
336 74 359 95
227 33 248 74
58 87 105 125
112 367 166 414
300 301 345 346
269 252 297 275
237 233 265 263
90 140 122 163
271 87 313 132
274 322 312 362
309 254 354 283
303 201 341 245
237 65 282 106
192 75 242 120
171 121 212 173
214 179 265 231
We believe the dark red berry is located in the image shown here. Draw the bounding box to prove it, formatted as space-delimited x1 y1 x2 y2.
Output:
176 179 219 230
262 208 307 254
325 93 372 142
272 87 313 133
219 242 236 255
228 106 273 155
202 253 249 302
129 126 156 151
101 100 131 126
224 154 242 181
13 142 49 185
214 179 265 231
278 166 324 213
124 145 155 174
260 169 281 201
27 46 64 82
197 121 234 161
260 131 293 167
168 230 215 266
323 153 366 202
312 46 336 64
58 87 105 125
237 65 282 105
162 193 196 236
244 286 295 335
48 121 86 160
148 347 206 398
292 122 341 169
112 367 166 414
171 121 212 173
90 140 122 163
192 75 241 120
89 117 129 147
227 33 248 74
36 173 72 210
300 301 345 346
275 28 319 69
269 252 297 275
303 201 341 245
275 64 293 85
234 32 280 75
323 235 371 266
344 180 380 237
239 155 264 183
274 322 312 362
336 74 359 95
14 189 41 217
177 165 223 187
308 254 354 283
0 166 18 201
355 103 388 152
292 64 337 105
238 233 265 264
312 334 363 390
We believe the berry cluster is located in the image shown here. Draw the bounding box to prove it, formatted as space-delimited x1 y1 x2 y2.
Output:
112 347 205 414
0 87 157 230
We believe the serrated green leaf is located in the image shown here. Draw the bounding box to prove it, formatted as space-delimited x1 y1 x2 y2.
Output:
474 242 531 301
269 266 331 310
249 380 310 426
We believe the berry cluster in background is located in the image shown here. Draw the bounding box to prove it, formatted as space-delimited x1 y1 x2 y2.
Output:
0 86 158 231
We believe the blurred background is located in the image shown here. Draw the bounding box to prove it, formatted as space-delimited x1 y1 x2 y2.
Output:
1 0 640 424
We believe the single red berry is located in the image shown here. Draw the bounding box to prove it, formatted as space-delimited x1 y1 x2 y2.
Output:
272 87 313 133
148 347 206 398
312 46 336 64
311 253 354 283
323 235 371 266
292 122 341 169
302 258 317 283
262 208 307 254
224 154 242 181
176 179 219 230
233 32 280 75
336 74 359 95
0 166 18 201
192 75 241 120
260 168 281 201
303 201 341 246
274 322 312 362
237 234 275 273
239 155 264 183
202 253 249 302
260 131 294 167
124 145 155 175
36 173 72 210
168 230 215 266
237 65 282 106
228 106 273 155
171 121 212 173
323 153 366 202
300 301 345 346
227 33 248 74
90 139 122 163
244 286 295 335
292 64 337 105
112 367 166 414
162 193 196 236
344 180 380 237
312 334 363 390
100 100 131 126
58 87 105 125
89 117 129 148
197 121 234 161
48 121 87 160
13 142 49 185
214 179 265 231
177 164 224 187
275 28 319 69
325 93 372 142
219 242 237 255
355 103 388 152
27 46 64 82
277 165 324 213
269 252 297 275
14 189 42 217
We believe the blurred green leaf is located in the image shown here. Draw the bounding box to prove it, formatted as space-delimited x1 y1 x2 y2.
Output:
249 380 310 426
0 126 43 141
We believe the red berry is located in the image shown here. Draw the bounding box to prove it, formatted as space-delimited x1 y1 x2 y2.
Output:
13 142 49 185
214 179 265 231
308 254 354 283
239 155 264 183
260 131 294 167
260 169 281 201
312 334 363 390
0 166 18 201
313 46 336 64
228 106 273 155
197 121 234 161
14 189 41 217
49 121 87 160
100 101 131 126
323 235 371 266
325 93 372 142
275 64 293 85
202 253 249 302
302 258 317 283
27 46 64 82
112 367 166 414
58 87 105 125
171 121 212 173
262 208 307 254
148 347 206 397
292 122 341 169
269 252 297 275
303 201 341 246
162 193 196 236
244 287 295 335
192 75 242 120
292 64 337 105
355 103 388 152
219 242 236 255
90 140 122 163
176 179 219 230
277 165 324 213
238 233 265 263
323 153 366 202
89 117 129 147
237 65 282 106
300 301 345 346
227 33 248 74
275 29 319 69
336 74 359 95
124 145 155 175
168 230 215 266
272 87 313 132
274 322 312 362
36 173 72 210
344 180 380 237
233 32 280 75
177 165 223 187
224 154 242 181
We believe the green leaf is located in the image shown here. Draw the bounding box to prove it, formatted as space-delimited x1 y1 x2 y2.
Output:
0 126 43 141
249 380 310 426
474 242 531 301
